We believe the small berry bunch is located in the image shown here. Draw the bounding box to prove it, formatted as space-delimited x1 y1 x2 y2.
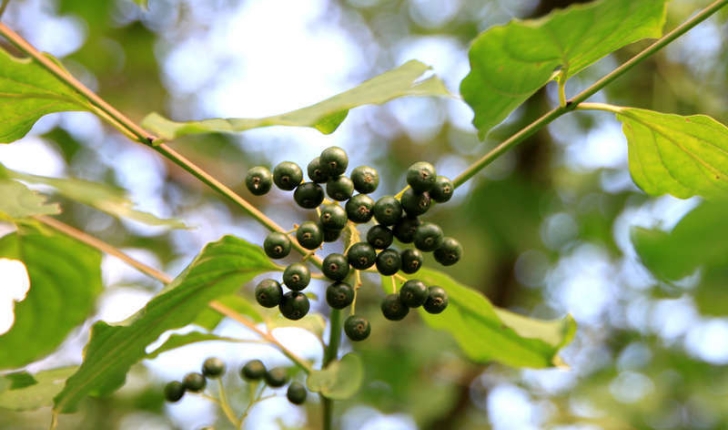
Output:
246 146 462 342
163 357 226 402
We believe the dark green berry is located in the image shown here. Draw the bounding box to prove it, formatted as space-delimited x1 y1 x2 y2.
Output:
400 188 431 216
164 381 185 402
345 194 375 223
293 182 325 209
307 156 330 183
265 367 289 387
413 222 444 252
429 175 454 203
202 357 226 378
351 165 379 194
241 359 266 381
326 281 355 309
375 248 401 276
255 279 283 308
286 381 307 405
283 262 311 291
245 166 273 196
423 286 448 314
393 216 421 243
347 242 377 270
273 161 303 191
279 291 310 320
344 315 371 341
326 175 354 201
400 248 424 274
406 161 436 193
320 146 349 176
323 228 342 242
320 204 348 231
322 253 350 281
367 224 394 249
296 221 324 250
433 237 463 266
182 372 206 392
399 279 428 307
381 293 409 321
373 196 403 226
264 232 292 259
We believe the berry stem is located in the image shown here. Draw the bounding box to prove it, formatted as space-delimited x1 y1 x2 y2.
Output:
216 379 241 428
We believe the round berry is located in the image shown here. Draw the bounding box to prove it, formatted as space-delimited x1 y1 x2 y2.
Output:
347 242 377 270
322 253 350 281
400 188 431 216
182 372 206 392
273 161 303 191
344 315 371 341
346 194 375 223
400 248 424 274
293 182 325 209
255 279 283 308
202 357 226 378
375 248 401 276
381 294 409 321
164 381 185 402
323 228 342 243
245 166 273 196
433 237 463 266
283 262 311 291
429 175 454 203
326 175 354 201
279 291 310 320
326 281 354 309
393 216 421 244
320 204 348 231
320 146 349 176
406 161 437 193
413 222 444 252
423 286 448 314
366 224 394 250
287 381 308 405
351 165 379 194
296 221 323 250
307 156 330 183
373 196 403 226
265 367 289 388
399 279 428 308
264 232 292 259
241 359 266 381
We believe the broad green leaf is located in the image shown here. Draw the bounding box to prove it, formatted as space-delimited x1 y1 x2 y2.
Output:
193 294 263 330
461 0 667 137
145 332 249 360
0 179 60 220
0 367 77 411
53 235 277 413
412 268 575 368
306 353 363 400
0 50 90 143
142 60 450 141
0 228 102 369
616 108 728 199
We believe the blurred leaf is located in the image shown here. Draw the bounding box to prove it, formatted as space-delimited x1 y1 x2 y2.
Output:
461 0 667 137
306 353 363 400
0 367 78 411
53 235 277 413
0 50 91 143
4 372 37 390
617 108 728 199
0 228 102 369
193 294 263 330
0 179 60 220
145 332 249 360
268 314 327 339
142 60 450 141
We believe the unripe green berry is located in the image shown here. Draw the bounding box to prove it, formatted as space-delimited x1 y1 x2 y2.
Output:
293 182 325 209
296 221 324 250
323 228 342 243
273 161 303 191
429 175 454 203
351 165 379 194
264 232 292 259
265 367 289 387
279 291 310 320
245 166 273 196
413 222 444 252
164 381 185 402
202 357 226 378
182 372 206 392
320 204 348 231
241 359 266 381
283 262 311 291
326 281 354 309
433 237 463 266
399 279 428 308
287 381 308 405
381 294 409 321
423 286 448 314
255 279 283 308
400 188 431 216
322 253 350 281
373 196 403 226
345 193 375 223
375 248 401 276
400 248 424 274
367 224 394 249
393 217 420 243
307 156 330 183
320 146 349 176
326 175 354 201
406 161 437 193
344 315 371 341
347 242 377 270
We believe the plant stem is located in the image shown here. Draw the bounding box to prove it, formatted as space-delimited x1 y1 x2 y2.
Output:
321 308 342 430
576 102 624 114
216 379 242 428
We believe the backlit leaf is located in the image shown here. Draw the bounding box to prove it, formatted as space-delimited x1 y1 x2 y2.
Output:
0 367 77 411
145 332 249 360
306 353 363 400
0 179 60 220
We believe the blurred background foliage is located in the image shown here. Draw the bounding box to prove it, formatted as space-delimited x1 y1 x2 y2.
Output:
0 0 727 429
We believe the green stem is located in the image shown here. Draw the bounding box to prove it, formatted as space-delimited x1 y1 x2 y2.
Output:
576 102 624 114
216 379 241 428
322 308 342 430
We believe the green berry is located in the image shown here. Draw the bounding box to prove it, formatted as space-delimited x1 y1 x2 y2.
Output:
367 224 394 250
433 237 463 266
400 188 431 216
326 282 355 309
241 359 266 381
245 166 273 196
347 242 377 270
381 294 409 321
399 279 428 307
320 204 348 231
393 216 420 243
283 262 311 291
413 222 444 252
400 248 424 274
320 146 349 176
182 372 206 392
264 232 292 259
164 381 185 402
322 253 350 281
344 315 371 341
375 248 401 276
406 161 436 193
293 182 325 209
255 279 283 308
202 357 226 378
373 196 403 226
273 161 303 191
351 165 379 194
326 175 354 201
287 381 308 405
323 228 342 242
423 286 448 314
345 193 375 223
429 175 454 203
307 156 330 183
279 291 310 320
296 221 324 250
265 367 289 387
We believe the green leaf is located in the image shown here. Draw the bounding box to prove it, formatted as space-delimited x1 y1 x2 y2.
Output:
0 367 78 411
193 294 263 330
0 228 102 369
412 268 576 368
267 314 327 339
616 108 728 199
461 0 667 137
142 60 451 141
4 372 37 390
53 235 277 413
0 179 60 220
306 353 363 400
0 50 91 143
145 332 249 360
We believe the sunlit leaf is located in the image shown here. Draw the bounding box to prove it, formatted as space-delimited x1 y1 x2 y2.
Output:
145 332 249 360
193 294 263 330
142 60 451 141
461 0 667 137
0 367 77 411
53 235 277 413
0 179 60 220
306 353 363 400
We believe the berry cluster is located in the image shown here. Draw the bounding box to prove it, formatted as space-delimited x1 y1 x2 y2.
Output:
246 146 461 342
